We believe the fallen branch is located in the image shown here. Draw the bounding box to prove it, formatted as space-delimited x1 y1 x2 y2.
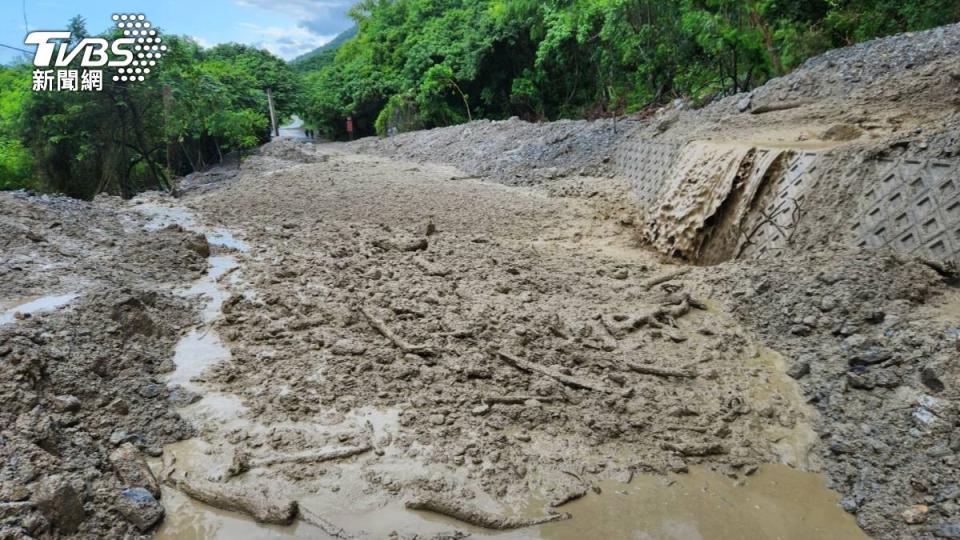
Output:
603 297 692 338
497 350 618 394
626 362 697 379
231 445 371 475
641 268 690 290
164 473 298 525
750 100 811 115
359 305 434 356
406 496 570 529
483 395 564 405
300 507 354 539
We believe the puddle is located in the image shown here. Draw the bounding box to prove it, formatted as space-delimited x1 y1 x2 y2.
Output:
206 229 249 252
538 465 868 540
0 292 80 325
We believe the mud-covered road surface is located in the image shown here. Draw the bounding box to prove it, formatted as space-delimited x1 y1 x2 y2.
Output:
1 135 957 540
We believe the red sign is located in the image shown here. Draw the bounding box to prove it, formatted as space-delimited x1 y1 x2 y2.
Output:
346 116 354 133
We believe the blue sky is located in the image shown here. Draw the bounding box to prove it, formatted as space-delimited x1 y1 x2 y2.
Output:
1 0 359 64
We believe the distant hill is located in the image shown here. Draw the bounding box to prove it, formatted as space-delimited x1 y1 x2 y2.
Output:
291 26 357 72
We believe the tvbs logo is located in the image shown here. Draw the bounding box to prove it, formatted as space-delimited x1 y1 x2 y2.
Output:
26 14 165 91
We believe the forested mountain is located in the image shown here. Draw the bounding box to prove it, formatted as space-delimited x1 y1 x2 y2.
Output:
291 26 359 73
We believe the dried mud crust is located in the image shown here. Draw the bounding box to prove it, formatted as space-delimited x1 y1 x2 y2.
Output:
0 191 215 538
707 248 960 539
189 149 833 527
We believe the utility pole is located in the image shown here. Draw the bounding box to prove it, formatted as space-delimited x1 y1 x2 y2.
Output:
267 88 279 138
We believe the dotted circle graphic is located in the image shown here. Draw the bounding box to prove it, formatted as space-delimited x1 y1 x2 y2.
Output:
111 14 162 84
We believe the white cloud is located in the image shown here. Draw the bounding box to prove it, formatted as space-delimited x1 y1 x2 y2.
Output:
235 0 358 34
237 22 336 59
190 35 213 49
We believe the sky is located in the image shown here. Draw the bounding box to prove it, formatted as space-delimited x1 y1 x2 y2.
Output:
0 0 360 64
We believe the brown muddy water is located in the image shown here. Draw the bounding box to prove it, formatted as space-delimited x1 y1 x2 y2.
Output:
153 462 866 540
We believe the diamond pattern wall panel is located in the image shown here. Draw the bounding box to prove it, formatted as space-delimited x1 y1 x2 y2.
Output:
851 157 960 261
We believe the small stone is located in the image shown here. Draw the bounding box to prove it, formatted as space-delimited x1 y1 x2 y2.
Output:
51 394 81 412
471 404 490 416
934 523 960 539
430 414 446 426
921 367 945 393
840 497 860 513
820 296 837 312
330 339 366 356
902 504 929 524
109 430 136 446
167 386 202 407
138 384 161 398
786 361 810 380
611 268 629 280
790 324 813 336
736 95 752 112
32 475 85 534
117 487 164 532
110 443 161 498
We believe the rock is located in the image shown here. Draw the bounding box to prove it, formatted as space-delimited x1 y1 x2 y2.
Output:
329 339 367 356
902 504 929 524
840 497 860 513
51 394 81 412
138 383 162 398
921 366 945 393
819 296 837 312
471 404 490 416
32 475 85 534
790 324 813 336
430 414 446 426
736 95 752 112
185 233 211 258
109 430 137 446
110 443 161 498
168 386 202 407
786 361 810 380
611 268 629 280
117 487 164 532
933 523 960 539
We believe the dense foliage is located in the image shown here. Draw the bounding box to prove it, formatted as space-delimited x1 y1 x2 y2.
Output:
300 0 960 138
0 25 300 198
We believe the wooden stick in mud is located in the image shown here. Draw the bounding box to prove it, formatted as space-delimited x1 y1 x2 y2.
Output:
641 267 691 290
602 297 692 338
626 362 697 379
300 507 354 539
359 305 435 356
232 445 372 474
164 473 298 525
497 350 618 393
483 395 565 405
405 496 570 529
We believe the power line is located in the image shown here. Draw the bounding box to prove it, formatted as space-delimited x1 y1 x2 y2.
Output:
0 43 31 54
22 0 29 34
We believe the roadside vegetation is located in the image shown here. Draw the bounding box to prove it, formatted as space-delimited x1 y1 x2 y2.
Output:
298 0 960 138
0 20 300 198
